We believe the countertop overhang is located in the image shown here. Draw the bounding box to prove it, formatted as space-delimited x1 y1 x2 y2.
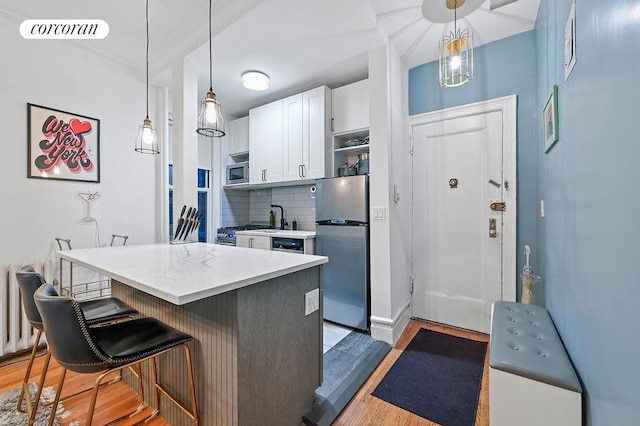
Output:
58 243 327 305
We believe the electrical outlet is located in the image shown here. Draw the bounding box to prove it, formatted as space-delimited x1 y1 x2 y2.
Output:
305 288 320 316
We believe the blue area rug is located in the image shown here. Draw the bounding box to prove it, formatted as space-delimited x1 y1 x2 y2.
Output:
372 329 487 426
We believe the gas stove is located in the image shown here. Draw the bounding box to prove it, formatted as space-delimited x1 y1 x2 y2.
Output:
216 224 271 246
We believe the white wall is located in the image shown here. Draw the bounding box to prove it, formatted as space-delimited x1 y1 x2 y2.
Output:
388 42 412 340
368 46 394 343
368 43 412 345
0 14 159 263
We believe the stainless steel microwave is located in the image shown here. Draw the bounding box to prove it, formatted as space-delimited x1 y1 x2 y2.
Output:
226 162 249 185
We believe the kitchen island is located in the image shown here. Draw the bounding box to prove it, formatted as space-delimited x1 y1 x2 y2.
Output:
57 243 328 426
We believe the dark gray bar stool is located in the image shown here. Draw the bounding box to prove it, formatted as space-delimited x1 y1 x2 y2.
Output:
15 265 139 424
34 283 198 426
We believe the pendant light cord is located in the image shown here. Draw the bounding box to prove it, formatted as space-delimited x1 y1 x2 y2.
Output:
145 0 150 120
208 0 213 92
454 1 457 35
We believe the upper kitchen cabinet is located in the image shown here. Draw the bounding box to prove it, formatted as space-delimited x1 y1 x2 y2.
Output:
331 79 369 135
283 86 331 181
250 99 283 184
229 116 249 161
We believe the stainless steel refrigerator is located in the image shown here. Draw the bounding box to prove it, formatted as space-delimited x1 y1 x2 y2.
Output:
315 175 369 330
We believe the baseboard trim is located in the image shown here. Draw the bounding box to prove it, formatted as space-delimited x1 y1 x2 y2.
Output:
370 300 411 345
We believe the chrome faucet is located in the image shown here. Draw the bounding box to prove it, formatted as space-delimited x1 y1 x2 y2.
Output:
270 204 287 230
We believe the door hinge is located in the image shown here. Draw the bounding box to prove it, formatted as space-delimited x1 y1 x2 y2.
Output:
490 202 506 212
409 135 414 155
409 276 414 294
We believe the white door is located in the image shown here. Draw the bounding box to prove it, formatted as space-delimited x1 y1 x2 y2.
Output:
411 97 516 333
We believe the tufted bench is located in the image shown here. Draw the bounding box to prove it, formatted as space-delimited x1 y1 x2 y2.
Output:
489 301 582 426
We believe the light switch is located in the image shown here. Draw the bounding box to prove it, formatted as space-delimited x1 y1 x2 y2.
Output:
372 206 385 220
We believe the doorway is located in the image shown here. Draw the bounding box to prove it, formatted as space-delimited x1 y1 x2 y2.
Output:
410 96 517 333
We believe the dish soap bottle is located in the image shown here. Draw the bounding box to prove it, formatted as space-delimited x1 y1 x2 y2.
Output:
269 210 276 228
292 217 298 230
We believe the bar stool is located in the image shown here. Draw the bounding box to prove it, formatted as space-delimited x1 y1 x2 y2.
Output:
15 265 139 424
34 283 199 426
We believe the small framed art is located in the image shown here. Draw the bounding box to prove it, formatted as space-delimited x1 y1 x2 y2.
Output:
543 85 559 153
27 103 100 182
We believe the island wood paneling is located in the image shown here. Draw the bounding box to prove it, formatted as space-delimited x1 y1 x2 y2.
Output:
112 281 238 426
237 266 321 426
111 265 321 426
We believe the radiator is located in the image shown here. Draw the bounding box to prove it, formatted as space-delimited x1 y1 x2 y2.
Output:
0 260 54 357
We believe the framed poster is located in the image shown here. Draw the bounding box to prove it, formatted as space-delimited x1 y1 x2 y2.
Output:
543 85 559 153
27 103 100 182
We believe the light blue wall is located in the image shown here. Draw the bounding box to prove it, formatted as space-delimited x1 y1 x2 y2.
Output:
408 31 540 301
535 0 640 424
409 2 640 424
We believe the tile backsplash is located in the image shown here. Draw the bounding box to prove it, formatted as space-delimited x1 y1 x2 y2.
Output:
221 184 316 231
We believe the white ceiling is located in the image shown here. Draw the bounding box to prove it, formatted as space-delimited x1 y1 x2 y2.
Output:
0 0 540 118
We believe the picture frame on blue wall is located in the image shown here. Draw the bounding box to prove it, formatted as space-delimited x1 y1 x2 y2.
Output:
543 85 559 153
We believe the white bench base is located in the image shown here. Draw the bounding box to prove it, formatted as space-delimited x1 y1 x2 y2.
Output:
490 357 581 426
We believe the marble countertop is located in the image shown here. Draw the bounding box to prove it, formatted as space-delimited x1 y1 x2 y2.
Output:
58 243 327 305
235 230 316 238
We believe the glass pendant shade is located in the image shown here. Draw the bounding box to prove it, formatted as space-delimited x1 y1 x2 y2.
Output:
135 117 159 154
196 91 225 137
439 27 473 87
439 0 474 88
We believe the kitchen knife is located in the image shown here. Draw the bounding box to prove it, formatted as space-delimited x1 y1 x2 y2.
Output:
178 207 194 240
182 209 195 240
173 205 187 240
188 211 203 239
180 207 197 241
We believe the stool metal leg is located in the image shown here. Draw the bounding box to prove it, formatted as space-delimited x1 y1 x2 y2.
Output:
18 329 51 426
17 329 42 413
145 344 199 425
48 367 67 426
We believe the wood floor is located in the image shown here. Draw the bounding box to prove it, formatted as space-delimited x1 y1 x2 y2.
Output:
0 351 169 426
333 319 490 426
0 319 488 425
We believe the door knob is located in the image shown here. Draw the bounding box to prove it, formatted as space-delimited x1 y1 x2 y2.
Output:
489 219 497 238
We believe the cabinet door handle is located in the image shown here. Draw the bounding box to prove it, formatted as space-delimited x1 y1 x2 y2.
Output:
249 237 253 248
299 164 303 178
331 118 334 132
302 164 306 178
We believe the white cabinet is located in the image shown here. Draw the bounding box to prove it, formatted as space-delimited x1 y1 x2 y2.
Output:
229 116 249 158
331 79 370 177
282 93 303 181
283 86 331 181
236 235 271 250
331 79 369 135
249 99 283 184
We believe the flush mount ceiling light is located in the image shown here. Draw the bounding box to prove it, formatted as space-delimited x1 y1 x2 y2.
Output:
438 0 474 88
135 0 159 154
241 71 270 91
196 0 225 138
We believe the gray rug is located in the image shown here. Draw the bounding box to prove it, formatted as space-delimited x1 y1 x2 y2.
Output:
304 330 391 426
0 383 71 426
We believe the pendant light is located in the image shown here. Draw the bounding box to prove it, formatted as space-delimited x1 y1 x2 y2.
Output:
196 0 225 137
135 0 159 154
439 0 474 88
